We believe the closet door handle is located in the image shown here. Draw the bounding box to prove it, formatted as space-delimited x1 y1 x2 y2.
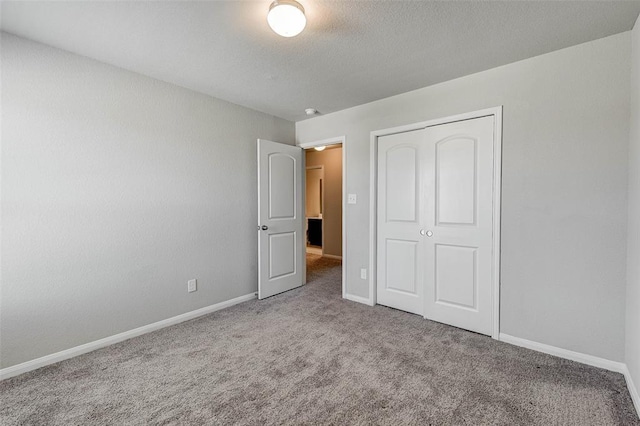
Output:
420 229 433 237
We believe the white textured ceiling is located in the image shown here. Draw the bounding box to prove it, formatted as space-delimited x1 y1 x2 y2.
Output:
2 1 640 121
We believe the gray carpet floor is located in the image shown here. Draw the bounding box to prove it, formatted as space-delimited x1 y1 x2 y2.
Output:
1 254 638 425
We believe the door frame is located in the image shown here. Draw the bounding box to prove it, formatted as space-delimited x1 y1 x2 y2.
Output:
368 107 503 339
298 136 347 298
305 165 325 255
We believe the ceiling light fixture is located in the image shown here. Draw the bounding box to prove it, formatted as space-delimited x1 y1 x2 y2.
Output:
267 0 306 38
314 146 326 151
305 108 318 116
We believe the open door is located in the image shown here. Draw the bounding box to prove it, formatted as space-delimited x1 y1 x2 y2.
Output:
257 139 304 299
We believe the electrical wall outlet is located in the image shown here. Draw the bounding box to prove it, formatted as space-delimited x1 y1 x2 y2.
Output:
348 194 357 204
187 279 197 293
360 268 367 279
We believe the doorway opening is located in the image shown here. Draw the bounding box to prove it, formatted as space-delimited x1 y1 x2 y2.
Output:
299 138 345 296
305 165 324 256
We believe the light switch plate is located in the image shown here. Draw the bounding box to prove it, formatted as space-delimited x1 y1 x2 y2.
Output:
188 279 197 293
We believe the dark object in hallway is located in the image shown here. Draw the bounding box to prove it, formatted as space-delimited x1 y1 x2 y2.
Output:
307 218 322 247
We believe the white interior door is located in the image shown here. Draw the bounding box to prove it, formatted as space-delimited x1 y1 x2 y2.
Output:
376 129 426 315
376 116 496 335
257 139 304 299
423 116 495 335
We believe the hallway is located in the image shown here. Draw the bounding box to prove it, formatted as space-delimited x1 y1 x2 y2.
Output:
306 253 341 293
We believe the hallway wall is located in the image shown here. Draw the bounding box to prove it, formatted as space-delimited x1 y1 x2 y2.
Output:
305 147 343 257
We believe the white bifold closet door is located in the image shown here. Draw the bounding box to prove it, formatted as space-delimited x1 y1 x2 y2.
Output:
376 116 495 336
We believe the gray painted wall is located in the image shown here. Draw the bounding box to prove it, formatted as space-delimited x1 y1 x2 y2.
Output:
296 33 631 362
627 16 640 400
0 34 294 368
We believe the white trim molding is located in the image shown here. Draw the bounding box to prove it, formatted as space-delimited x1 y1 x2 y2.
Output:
322 254 342 260
499 333 626 373
499 333 639 417
369 107 503 337
622 365 640 417
344 293 374 306
0 293 257 381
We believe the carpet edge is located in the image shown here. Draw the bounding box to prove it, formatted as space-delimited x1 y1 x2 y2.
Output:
499 333 626 373
0 292 257 381
499 333 639 418
622 365 640 419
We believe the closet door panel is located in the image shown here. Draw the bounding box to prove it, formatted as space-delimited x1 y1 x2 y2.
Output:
376 130 425 316
423 116 495 336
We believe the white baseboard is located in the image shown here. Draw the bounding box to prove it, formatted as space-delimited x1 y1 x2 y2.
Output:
0 292 257 381
344 293 373 306
322 254 342 260
622 365 640 418
499 333 626 373
499 333 640 418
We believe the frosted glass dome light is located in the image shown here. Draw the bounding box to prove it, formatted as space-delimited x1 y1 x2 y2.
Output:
267 0 306 38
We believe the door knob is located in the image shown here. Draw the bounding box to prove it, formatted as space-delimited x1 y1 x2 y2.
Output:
420 229 433 237
261 225 269 231
426 230 433 237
